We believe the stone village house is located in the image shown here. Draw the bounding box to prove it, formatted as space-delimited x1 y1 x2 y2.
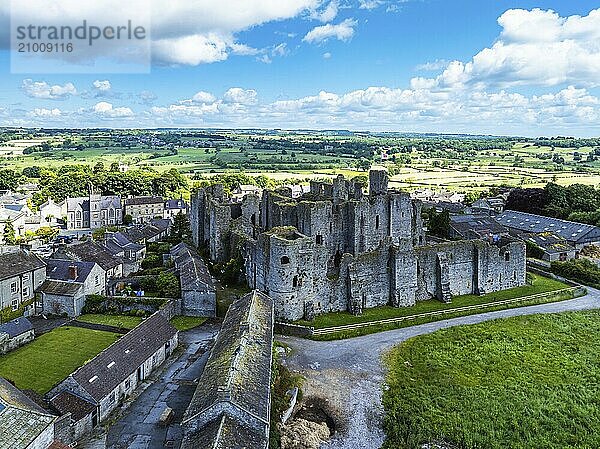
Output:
48 313 178 440
38 260 106 317
0 248 46 316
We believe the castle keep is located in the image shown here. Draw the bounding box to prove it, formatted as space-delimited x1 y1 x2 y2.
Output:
190 169 526 321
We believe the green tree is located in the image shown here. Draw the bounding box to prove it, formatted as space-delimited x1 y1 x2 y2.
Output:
0 169 19 191
3 220 16 244
156 271 180 298
169 212 191 243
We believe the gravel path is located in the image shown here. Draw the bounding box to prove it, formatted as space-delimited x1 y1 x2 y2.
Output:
280 288 600 449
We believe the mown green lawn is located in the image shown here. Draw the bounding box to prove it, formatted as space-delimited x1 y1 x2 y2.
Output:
170 316 208 331
296 273 568 329
383 310 600 449
77 314 143 329
0 326 120 394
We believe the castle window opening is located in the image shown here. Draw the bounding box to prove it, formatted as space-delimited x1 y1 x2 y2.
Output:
293 276 298 288
281 256 290 265
376 215 380 230
316 234 323 245
505 252 510 262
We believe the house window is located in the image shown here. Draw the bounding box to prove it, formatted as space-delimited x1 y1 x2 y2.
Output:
109 392 116 404
10 282 18 294
22 287 30 298
11 299 18 311
125 379 131 389
95 275 100 286
22 274 29 281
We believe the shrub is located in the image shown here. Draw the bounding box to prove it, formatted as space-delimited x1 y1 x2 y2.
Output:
551 258 600 287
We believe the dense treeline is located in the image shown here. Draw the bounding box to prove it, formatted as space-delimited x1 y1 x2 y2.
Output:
551 259 600 288
505 182 600 226
4 163 188 206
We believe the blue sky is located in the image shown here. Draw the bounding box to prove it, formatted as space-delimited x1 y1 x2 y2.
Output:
0 0 599 136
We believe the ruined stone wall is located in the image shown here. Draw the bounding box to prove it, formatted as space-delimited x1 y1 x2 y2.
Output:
209 202 232 262
347 245 391 313
391 247 418 307
475 240 527 294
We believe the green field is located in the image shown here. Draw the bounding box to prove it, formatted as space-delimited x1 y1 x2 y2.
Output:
383 310 600 449
0 326 119 394
77 314 143 329
3 131 600 193
296 273 568 329
169 316 208 331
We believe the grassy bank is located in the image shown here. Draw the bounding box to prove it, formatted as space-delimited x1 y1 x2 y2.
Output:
0 326 119 394
383 310 600 449
170 316 208 331
296 273 568 329
77 314 143 329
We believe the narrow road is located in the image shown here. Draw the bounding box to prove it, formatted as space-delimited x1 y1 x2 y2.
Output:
100 323 218 449
280 288 600 449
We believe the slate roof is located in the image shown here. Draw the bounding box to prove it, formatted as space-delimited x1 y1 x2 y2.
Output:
38 279 84 297
46 259 97 283
0 378 56 449
69 313 177 402
124 196 164 206
182 413 268 449
165 199 187 210
0 402 55 449
496 210 600 244
518 232 576 255
104 232 145 254
0 207 24 222
0 378 46 414
50 391 95 421
170 243 215 292
0 251 45 281
450 214 508 239
0 318 33 338
58 241 121 271
182 291 273 449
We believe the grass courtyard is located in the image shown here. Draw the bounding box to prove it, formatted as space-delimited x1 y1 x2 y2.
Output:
0 326 119 394
170 316 208 331
383 310 600 449
76 314 143 329
296 273 569 329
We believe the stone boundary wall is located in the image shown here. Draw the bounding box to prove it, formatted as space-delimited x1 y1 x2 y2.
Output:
70 320 130 335
276 285 586 338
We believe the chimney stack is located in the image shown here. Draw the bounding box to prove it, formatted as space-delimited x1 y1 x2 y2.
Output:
68 265 78 280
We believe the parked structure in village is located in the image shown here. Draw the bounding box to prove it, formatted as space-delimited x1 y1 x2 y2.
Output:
48 313 178 440
191 168 527 321
181 290 273 449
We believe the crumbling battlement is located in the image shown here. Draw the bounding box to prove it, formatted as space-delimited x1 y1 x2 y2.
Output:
190 168 527 321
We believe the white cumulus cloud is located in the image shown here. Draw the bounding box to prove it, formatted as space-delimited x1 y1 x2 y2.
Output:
93 101 134 118
303 18 357 44
21 79 77 100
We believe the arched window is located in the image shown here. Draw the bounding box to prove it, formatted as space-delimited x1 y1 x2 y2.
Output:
281 256 290 265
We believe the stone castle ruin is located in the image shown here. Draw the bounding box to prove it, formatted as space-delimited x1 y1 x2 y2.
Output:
190 168 526 321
